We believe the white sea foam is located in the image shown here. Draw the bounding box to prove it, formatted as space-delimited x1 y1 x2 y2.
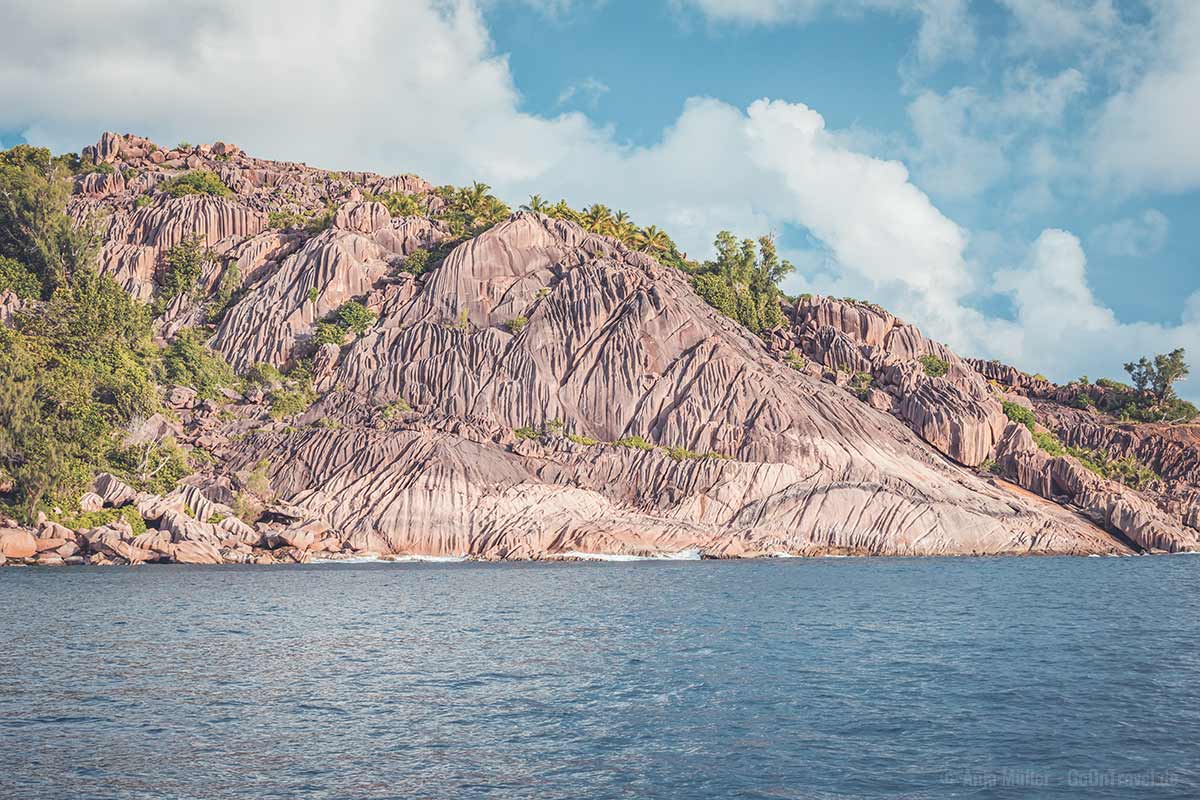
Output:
310 554 384 564
385 554 467 563
558 548 702 562
310 553 467 564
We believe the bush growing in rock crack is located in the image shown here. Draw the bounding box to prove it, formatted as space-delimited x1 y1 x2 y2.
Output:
918 354 949 378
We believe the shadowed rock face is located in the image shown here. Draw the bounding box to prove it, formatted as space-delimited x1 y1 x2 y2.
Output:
35 131 1200 563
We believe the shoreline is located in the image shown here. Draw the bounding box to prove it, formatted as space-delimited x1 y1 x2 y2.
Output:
5 547 1192 569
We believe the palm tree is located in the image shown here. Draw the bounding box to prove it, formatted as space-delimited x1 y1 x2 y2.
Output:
550 199 576 222
634 225 670 253
522 194 549 213
582 204 614 236
612 210 635 244
461 182 491 217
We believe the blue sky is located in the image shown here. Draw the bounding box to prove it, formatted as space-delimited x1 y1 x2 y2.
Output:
1 0 1197 391
484 0 1195 325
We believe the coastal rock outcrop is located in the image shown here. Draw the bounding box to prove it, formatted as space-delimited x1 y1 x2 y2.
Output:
9 131 1196 565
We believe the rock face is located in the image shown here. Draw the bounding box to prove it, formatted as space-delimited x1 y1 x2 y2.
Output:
8 130 1197 565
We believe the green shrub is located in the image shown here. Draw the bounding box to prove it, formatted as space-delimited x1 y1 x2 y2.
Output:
505 316 528 334
244 362 284 388
399 248 432 276
57 504 147 536
176 141 192 151
849 371 873 400
614 434 653 450
106 437 191 495
918 354 949 378
159 170 231 198
513 426 541 441
336 301 376 336
304 207 336 235
1067 447 1159 489
666 445 700 461
245 459 271 496
0 256 40 299
158 236 212 305
1096 378 1132 392
1033 430 1064 456
207 264 242 322
269 210 306 230
269 384 316 419
690 232 792 335
784 351 807 371
312 321 348 347
133 195 153 209
162 328 236 399
567 433 598 446
1002 401 1037 431
380 399 412 419
0 269 161 517
1071 392 1096 410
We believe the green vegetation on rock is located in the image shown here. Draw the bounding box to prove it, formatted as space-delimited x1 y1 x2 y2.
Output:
690 232 793 335
1002 401 1037 431
162 328 236 399
918 354 949 378
159 170 231 198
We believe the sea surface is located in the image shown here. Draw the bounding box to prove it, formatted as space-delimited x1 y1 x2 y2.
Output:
2 555 1198 799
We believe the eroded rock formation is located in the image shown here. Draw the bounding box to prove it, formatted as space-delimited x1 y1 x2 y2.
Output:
6 131 1197 566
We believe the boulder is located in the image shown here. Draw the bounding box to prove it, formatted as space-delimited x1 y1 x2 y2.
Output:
0 529 36 559
37 521 75 541
79 492 105 513
82 527 157 564
94 473 138 507
166 385 198 410
170 540 223 565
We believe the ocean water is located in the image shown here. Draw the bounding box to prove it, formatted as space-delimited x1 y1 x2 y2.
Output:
2 556 1198 799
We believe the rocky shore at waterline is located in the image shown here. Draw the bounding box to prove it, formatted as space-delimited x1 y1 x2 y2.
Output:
4 132 1200 564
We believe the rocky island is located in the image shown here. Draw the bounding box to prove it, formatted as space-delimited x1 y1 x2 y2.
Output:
2 133 1198 566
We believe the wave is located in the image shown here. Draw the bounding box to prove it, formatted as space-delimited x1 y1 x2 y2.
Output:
557 548 702 562
385 554 467 563
311 553 467 564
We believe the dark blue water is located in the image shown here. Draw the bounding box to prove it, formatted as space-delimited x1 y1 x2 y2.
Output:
2 556 1198 799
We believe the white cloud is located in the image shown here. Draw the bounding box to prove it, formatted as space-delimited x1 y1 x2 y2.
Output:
678 0 975 68
904 66 1085 200
557 77 610 108
999 0 1120 54
985 229 1200 387
0 0 1192 395
1089 209 1170 259
906 88 1009 198
1092 0 1200 192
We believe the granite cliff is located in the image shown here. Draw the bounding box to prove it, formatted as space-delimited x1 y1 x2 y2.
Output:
2 133 1198 566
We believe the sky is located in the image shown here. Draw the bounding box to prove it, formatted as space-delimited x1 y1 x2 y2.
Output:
1 0 1198 393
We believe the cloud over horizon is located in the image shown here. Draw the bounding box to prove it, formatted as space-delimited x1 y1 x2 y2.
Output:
0 0 1196 395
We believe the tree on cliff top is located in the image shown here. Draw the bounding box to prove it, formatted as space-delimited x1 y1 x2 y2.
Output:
1125 349 1189 404
691 231 794 335
1122 348 1194 422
